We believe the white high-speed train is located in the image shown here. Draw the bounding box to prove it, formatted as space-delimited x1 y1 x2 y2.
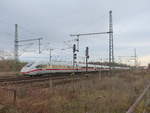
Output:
20 61 129 76
20 61 109 76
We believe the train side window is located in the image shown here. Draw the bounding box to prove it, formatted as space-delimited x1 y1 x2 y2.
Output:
35 65 43 69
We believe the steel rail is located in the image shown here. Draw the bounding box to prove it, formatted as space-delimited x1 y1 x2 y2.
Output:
126 83 150 113
0 75 69 83
0 74 90 85
0 70 101 83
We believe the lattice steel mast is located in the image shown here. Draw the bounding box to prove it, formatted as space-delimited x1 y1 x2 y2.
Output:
109 10 114 64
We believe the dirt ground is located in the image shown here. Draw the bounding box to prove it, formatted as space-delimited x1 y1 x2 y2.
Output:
0 72 18 77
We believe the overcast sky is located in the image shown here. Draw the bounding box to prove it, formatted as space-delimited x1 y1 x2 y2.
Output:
0 0 150 65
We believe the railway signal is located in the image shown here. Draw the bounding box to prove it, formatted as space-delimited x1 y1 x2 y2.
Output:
85 47 89 72
74 53 77 59
73 44 77 68
73 44 76 53
85 47 89 58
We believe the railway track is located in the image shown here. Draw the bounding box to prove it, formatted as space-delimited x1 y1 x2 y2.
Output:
0 75 66 82
0 72 92 85
126 83 150 113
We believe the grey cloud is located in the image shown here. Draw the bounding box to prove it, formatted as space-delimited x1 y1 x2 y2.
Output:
0 0 150 62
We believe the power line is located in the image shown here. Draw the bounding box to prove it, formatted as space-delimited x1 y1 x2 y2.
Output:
14 24 44 61
19 25 46 38
70 10 114 69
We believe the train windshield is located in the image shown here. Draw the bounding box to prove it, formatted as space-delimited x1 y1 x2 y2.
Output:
26 62 34 67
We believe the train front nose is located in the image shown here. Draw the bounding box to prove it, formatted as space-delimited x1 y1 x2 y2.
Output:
20 67 29 75
20 62 35 75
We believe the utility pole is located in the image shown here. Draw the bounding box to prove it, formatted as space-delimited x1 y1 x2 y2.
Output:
38 38 41 54
99 58 102 79
85 47 89 72
14 24 19 61
134 48 137 67
109 10 114 69
49 48 53 65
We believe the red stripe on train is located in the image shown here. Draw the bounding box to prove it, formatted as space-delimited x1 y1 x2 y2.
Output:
21 68 96 74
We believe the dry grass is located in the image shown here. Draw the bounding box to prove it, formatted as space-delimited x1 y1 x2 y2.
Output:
0 60 26 72
0 70 150 113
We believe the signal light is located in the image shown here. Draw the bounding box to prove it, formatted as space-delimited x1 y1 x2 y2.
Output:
73 44 76 53
74 53 77 59
85 47 89 57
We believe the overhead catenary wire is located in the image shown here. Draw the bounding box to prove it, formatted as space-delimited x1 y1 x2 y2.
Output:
70 10 114 70
0 19 46 60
